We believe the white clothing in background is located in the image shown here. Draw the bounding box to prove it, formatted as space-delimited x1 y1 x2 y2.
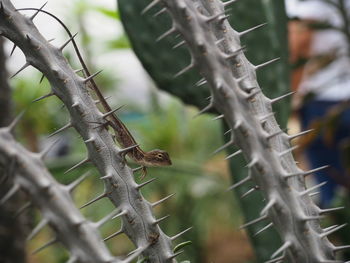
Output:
286 0 350 100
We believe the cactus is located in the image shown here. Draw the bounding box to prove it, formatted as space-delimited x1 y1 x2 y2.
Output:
0 0 349 262
0 1 185 262
139 0 348 261
119 0 289 260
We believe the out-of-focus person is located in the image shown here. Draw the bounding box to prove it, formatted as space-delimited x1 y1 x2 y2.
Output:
286 0 350 208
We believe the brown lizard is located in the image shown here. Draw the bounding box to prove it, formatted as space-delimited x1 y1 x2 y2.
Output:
18 8 172 177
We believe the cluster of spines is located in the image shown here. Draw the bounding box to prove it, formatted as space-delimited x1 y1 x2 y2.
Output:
0 118 120 263
142 0 349 262
0 0 191 262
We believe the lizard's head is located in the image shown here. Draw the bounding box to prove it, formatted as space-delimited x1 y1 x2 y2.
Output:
144 149 172 166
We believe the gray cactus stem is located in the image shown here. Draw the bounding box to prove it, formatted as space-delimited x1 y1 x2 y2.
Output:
0 127 115 263
0 0 177 262
156 0 341 261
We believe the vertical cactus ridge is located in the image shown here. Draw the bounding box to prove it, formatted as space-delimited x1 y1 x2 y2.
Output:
146 0 348 261
0 0 181 262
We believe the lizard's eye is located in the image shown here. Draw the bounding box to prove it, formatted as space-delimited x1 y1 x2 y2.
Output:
156 154 163 159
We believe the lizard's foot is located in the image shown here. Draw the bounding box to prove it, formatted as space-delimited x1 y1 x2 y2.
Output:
140 166 147 180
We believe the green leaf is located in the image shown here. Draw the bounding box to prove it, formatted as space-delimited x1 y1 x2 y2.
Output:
95 6 120 20
173 241 192 253
106 34 130 49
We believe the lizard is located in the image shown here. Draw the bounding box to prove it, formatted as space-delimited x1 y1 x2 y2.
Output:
17 7 172 178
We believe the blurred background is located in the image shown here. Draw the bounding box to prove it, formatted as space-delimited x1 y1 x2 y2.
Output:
0 0 350 262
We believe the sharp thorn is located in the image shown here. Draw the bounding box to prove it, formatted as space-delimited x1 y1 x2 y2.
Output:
323 225 339 233
194 77 206 87
67 171 90 192
10 44 16 56
271 91 295 104
153 214 170 225
152 193 176 207
173 62 195 78
224 129 232 136
156 26 176 42
167 250 184 260
153 7 166 17
225 149 242 160
204 10 227 24
122 245 150 263
285 165 330 179
241 186 258 198
239 214 268 229
136 178 157 190
64 158 89 174
309 191 320 197
104 229 123 242
212 140 233 155
288 129 314 141
254 222 273 236
320 206 345 215
119 144 139 155
333 245 350 252
8 110 26 132
172 40 186 49
271 241 291 259
245 158 258 168
111 210 127 220
32 238 57 255
27 218 48 241
30 1 48 20
84 70 103 83
11 62 30 79
239 23 267 37
224 46 246 60
100 174 113 180
171 227 193 241
96 209 119 228
193 102 213 118
39 74 46 84
102 105 125 119
84 137 95 143
260 199 275 216
227 175 251 191
299 181 328 196
0 184 20 205
212 114 224 121
14 202 32 218
141 0 160 15
32 92 54 103
60 32 78 51
48 122 72 138
255 58 280 70
80 192 107 209
278 145 298 157
320 223 347 238
223 0 237 7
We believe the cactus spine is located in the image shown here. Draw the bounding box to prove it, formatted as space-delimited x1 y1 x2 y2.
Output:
143 0 347 261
